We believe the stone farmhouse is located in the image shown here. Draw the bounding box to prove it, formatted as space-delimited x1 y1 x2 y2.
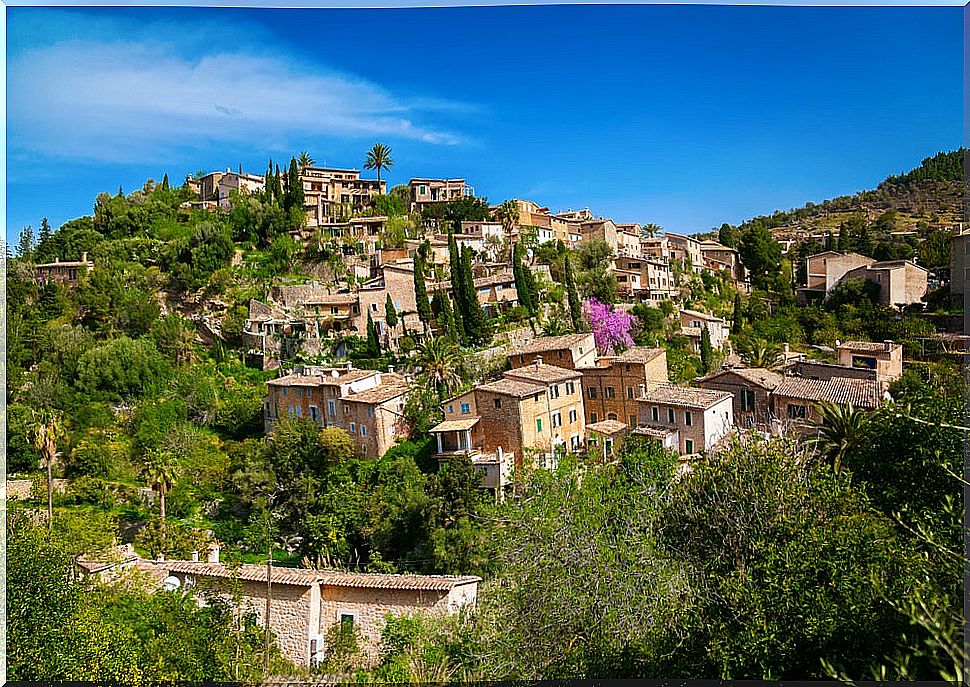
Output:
770 376 886 429
699 240 746 283
842 260 929 307
34 252 94 287
614 255 677 301
836 340 903 382
197 169 265 209
636 384 734 456
264 365 410 458
511 199 584 247
797 251 875 302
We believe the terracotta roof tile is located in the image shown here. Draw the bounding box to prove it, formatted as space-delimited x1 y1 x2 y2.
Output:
773 377 884 409
506 334 595 356
504 363 581 384
477 378 546 397
640 383 732 409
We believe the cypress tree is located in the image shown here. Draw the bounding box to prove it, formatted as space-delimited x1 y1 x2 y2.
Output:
564 253 583 333
286 157 303 211
837 223 849 253
266 159 275 203
731 293 743 335
161 173 169 191
448 232 467 342
513 242 534 315
366 311 381 358
824 231 833 252
700 326 714 373
460 245 490 345
413 251 433 331
385 294 399 329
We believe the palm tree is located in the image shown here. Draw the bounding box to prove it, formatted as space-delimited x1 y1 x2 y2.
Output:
26 410 66 528
364 143 394 190
739 339 783 370
642 223 663 238
496 199 519 254
298 151 314 171
413 337 464 401
141 449 181 532
806 401 871 475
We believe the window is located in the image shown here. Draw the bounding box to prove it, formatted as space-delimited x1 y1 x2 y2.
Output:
331 307 339 315
627 386 635 399
570 434 580 449
310 406 319 421
350 422 356 433
519 355 525 364
461 402 471 414
787 404 807 419
552 412 562 428
366 407 373 418
282 387 288 396
295 406 303 417
340 613 355 627
328 400 336 417
569 409 577 423
652 407 659 422
590 412 598 424
536 418 543 432
604 387 615 399
307 389 312 398
629 415 637 426
685 411 693 427
360 425 367 436
588 387 598 400
297 388 303 398
607 413 617 421
565 381 575 395
557 350 564 359
494 398 502 409
448 404 454 413
550 384 559 399
685 439 694 454
741 389 756 412
667 408 675 423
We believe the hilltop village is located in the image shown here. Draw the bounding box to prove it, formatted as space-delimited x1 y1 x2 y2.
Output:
8 147 966 681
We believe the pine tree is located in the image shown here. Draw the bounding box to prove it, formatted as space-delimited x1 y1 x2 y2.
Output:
16 225 35 261
448 232 467 342
731 293 743 335
413 249 433 331
366 311 381 358
38 217 52 247
564 253 583 333
700 325 714 373
385 294 399 329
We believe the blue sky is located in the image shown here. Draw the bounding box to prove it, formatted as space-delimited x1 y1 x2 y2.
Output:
5 4 962 245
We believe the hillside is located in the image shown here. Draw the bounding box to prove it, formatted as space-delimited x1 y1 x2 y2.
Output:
733 149 964 243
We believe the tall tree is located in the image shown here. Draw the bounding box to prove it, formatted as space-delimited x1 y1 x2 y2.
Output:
364 143 394 190
285 157 304 212
496 199 519 255
731 293 743 335
366 311 382 358
141 449 180 534
26 410 67 528
513 242 535 317
564 253 583 333
16 225 35 261
448 232 467 343
806 401 871 475
298 151 314 170
385 294 399 329
460 245 490 345
38 217 52 252
413 246 433 332
161 173 170 190
414 337 464 402
699 325 714 373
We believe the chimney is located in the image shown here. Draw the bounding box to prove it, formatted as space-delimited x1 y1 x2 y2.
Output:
783 343 790 355
639 383 646 397
497 446 504 462
534 355 543 368
835 339 841 348
207 543 220 564
387 365 395 374
191 550 199 562
81 251 88 263
884 339 893 351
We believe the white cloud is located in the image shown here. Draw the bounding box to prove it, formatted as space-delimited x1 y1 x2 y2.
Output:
8 38 466 164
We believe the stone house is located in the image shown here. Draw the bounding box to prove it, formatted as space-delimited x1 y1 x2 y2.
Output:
197 169 265 209
34 253 94 286
511 199 584 247
431 360 586 476
696 367 783 429
614 255 676 301
770 376 885 429
637 384 734 456
301 167 385 227
408 178 474 213
585 419 631 460
157 559 479 668
664 233 704 270
578 347 668 427
797 251 875 302
679 308 730 352
836 340 903 382
699 241 746 283
579 218 621 255
615 223 643 257
506 333 598 370
841 260 929 307
264 367 410 458
949 224 969 314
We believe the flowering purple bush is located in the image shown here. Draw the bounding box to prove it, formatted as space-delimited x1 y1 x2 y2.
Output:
583 297 634 355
